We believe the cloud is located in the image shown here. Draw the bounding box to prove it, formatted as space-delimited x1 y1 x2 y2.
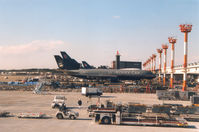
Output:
112 16 120 19
0 40 65 55
0 40 66 69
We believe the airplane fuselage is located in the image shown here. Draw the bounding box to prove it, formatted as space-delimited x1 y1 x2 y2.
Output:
65 69 155 80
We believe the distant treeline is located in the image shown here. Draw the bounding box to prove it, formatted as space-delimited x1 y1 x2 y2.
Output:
0 68 63 74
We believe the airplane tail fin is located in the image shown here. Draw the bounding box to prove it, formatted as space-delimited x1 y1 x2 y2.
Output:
60 51 71 60
54 55 64 69
82 61 93 69
57 51 80 70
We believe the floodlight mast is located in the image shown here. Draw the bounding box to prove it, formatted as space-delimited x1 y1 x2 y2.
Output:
179 24 192 91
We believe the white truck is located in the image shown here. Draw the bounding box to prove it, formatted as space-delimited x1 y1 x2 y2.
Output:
81 87 103 97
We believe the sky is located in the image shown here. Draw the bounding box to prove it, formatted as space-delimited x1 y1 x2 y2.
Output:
0 0 198 69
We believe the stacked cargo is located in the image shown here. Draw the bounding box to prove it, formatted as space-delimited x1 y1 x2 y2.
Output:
191 95 199 106
152 105 171 114
127 103 147 114
156 90 197 101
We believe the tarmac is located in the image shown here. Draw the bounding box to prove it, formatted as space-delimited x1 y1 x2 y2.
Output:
0 91 199 132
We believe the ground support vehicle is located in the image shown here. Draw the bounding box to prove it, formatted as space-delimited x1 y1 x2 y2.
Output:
82 87 102 97
94 108 117 124
93 108 188 127
51 95 66 109
56 109 79 120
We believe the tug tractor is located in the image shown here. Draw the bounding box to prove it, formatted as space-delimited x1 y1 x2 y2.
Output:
54 103 79 120
56 109 79 120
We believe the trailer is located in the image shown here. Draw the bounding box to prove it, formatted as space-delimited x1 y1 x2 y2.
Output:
93 106 188 127
119 112 187 127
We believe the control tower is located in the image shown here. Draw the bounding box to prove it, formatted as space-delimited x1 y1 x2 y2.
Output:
115 51 120 69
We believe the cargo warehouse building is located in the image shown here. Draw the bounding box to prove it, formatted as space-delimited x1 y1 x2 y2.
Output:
112 51 142 70
112 61 142 69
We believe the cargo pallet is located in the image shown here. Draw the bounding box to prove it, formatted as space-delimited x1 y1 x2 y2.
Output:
17 112 47 119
